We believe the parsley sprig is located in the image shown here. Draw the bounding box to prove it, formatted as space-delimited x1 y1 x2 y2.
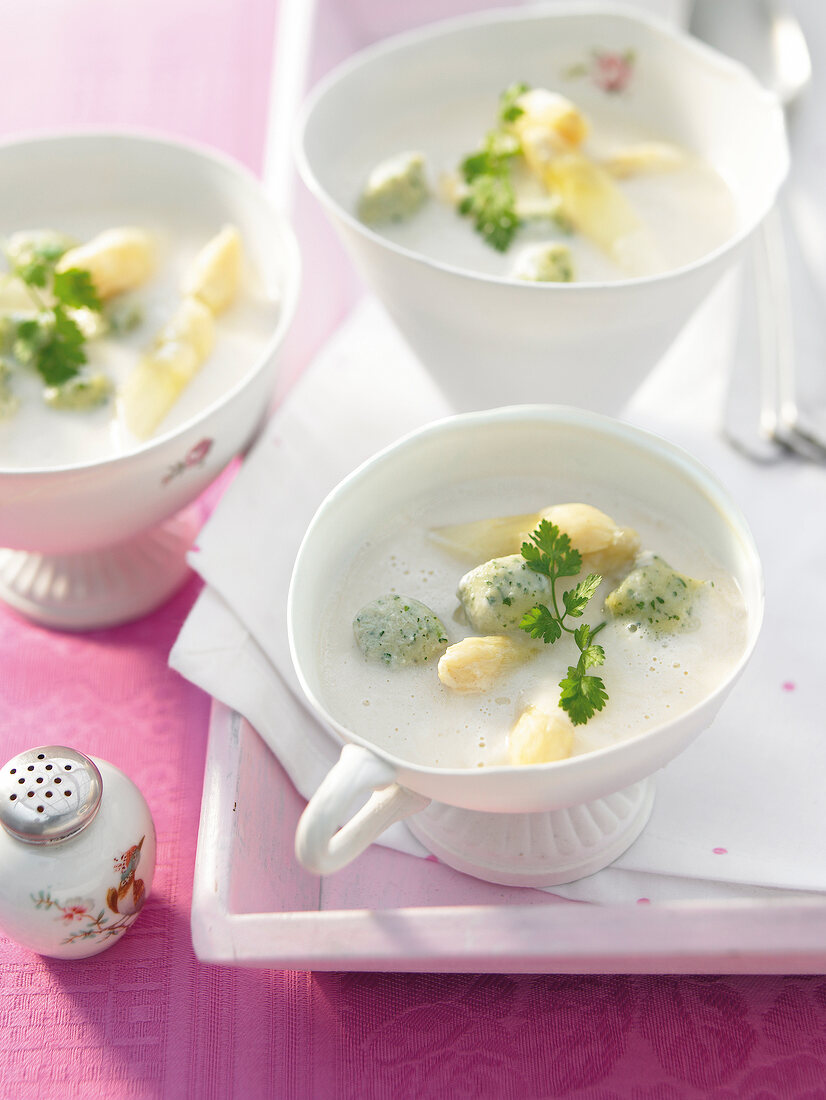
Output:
459 132 521 252
518 519 609 725
498 81 530 124
456 84 532 252
8 242 101 387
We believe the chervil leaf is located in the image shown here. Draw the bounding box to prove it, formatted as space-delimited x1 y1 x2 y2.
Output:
15 318 42 345
574 622 605 668
4 238 103 390
562 572 603 617
461 131 520 182
519 604 562 644
562 586 588 617
458 173 520 252
499 81 531 124
523 519 582 579
461 149 495 183
37 240 71 263
518 520 610 724
520 539 548 575
53 268 101 311
14 258 50 288
10 237 68 291
13 317 48 366
559 666 608 725
579 644 605 669
33 306 86 385
458 124 522 252
485 129 520 160
575 572 602 601
454 85 534 251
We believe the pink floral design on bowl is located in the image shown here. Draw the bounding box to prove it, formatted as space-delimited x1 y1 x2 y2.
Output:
593 50 635 93
162 437 214 486
563 48 636 94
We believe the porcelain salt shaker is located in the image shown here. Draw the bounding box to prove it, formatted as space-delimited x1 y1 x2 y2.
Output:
0 746 156 959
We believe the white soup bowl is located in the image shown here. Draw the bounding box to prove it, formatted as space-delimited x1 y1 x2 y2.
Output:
289 406 763 887
0 132 300 629
298 4 787 414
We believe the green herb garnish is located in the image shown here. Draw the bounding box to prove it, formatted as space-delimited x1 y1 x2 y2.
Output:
458 174 520 252
9 246 101 387
499 81 530 124
456 84 532 252
459 132 521 252
51 268 101 311
518 519 609 725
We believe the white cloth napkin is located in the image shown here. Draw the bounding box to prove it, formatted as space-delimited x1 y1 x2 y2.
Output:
170 279 826 904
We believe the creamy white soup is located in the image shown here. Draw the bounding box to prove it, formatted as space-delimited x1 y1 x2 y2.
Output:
0 226 279 469
319 478 749 771
356 86 737 283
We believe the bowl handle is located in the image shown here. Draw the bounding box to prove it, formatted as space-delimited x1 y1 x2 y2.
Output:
295 743 430 874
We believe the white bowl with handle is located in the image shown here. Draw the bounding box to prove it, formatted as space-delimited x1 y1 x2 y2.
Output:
0 131 300 629
288 406 764 887
297 3 787 414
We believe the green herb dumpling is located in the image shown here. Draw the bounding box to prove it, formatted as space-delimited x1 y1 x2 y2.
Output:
605 554 705 632
511 242 574 283
353 594 448 668
44 372 112 411
457 554 552 633
358 152 430 225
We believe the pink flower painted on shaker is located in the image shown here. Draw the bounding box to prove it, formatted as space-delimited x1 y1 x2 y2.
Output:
31 891 94 921
60 899 93 922
713 847 728 855
782 681 796 692
31 837 146 944
593 50 635 93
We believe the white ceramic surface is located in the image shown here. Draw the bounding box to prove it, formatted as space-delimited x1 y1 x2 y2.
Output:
0 752 156 959
406 777 656 888
0 132 300 628
297 3 788 413
289 405 764 884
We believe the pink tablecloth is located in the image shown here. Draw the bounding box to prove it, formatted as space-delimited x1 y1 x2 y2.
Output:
1 1 825 1097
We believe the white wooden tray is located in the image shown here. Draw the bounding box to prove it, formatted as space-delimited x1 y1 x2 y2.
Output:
190 0 826 974
191 702 826 973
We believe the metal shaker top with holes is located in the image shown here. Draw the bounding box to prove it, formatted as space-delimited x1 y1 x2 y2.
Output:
0 746 102 843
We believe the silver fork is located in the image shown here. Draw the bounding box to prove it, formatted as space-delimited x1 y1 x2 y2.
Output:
691 0 826 463
759 203 826 462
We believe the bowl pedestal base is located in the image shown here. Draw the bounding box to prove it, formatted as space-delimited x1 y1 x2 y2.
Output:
0 505 201 631
406 777 656 888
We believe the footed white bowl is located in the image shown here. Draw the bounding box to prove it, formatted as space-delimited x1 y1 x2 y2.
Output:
0 132 300 629
298 3 788 414
289 406 764 887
